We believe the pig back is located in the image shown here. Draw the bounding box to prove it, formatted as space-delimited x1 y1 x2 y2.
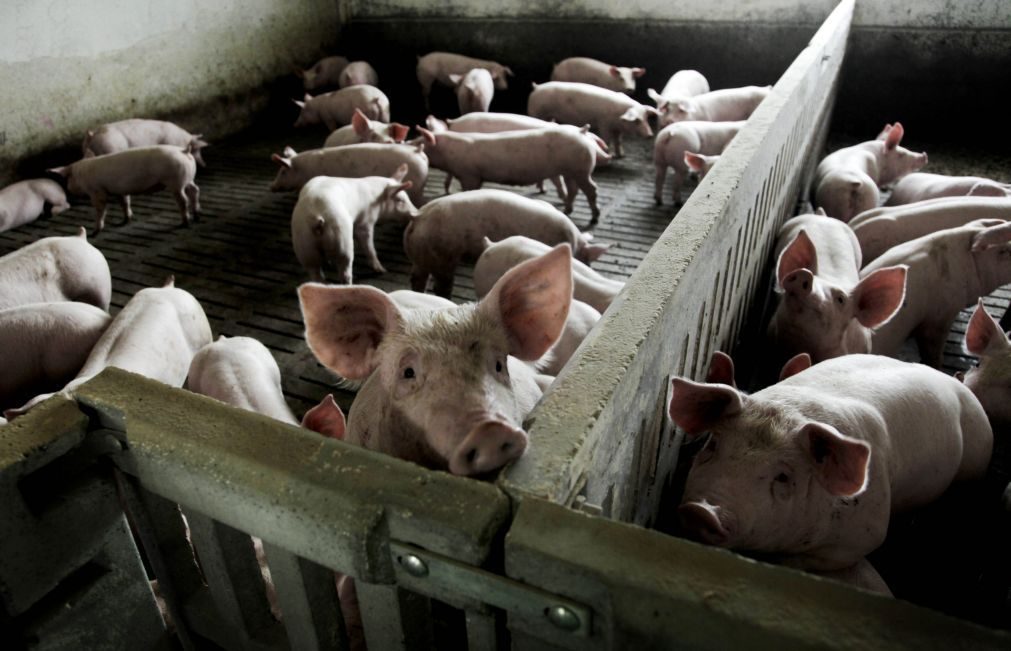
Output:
306 145 428 204
0 233 111 310
73 145 196 195
529 82 635 131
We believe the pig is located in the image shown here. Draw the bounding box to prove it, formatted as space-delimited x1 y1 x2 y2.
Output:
813 123 928 222
0 179 71 232
653 120 744 205
297 243 572 476
0 228 111 311
705 350 813 389
338 61 379 88
684 152 720 180
766 213 907 364
323 109 410 148
269 143 428 205
49 145 200 234
0 302 112 410
293 86 391 130
5 277 212 420
416 52 513 110
658 85 769 127
404 189 608 297
885 172 1011 206
473 235 623 314
528 81 658 158
449 68 495 114
296 56 350 91
957 299 1011 426
851 196 1011 263
82 119 210 167
290 166 415 283
550 57 646 94
670 353 992 573
415 126 603 221
648 70 710 123
867 219 1011 368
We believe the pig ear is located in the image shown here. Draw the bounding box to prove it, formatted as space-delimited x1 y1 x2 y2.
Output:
479 243 573 361
293 67 306 79
271 153 292 169
351 109 370 136
301 394 347 440
668 377 743 436
632 67 646 78
852 265 906 328
390 163 409 182
304 93 313 102
609 65 621 78
883 122 904 150
965 299 1010 356
800 422 871 497
971 220 1011 252
47 166 69 178
504 66 514 77
815 207 827 216
647 88 662 103
620 107 640 123
777 230 818 288
684 151 706 173
705 351 736 388
480 236 494 251
298 283 405 380
417 126 437 146
391 123 410 142
283 146 297 158
581 242 610 262
448 73 463 86
293 99 306 109
779 353 812 382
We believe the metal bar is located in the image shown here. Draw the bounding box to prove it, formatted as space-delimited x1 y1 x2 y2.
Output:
356 582 433 651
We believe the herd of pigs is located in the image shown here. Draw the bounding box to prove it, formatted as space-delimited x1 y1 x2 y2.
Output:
3 48 1011 615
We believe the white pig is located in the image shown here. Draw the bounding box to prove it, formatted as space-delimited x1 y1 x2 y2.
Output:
766 213 907 364
473 235 623 314
298 244 572 476
813 123 928 222
648 70 710 122
269 143 428 206
550 57 646 94
296 56 350 91
323 109 410 148
885 172 1011 206
0 228 111 311
448 68 495 114
683 152 720 180
658 85 769 127
290 166 415 283
415 126 603 221
670 354 992 573
338 61 379 88
416 52 513 110
653 120 744 205
868 219 1011 367
0 302 112 410
0 179 70 232
404 190 608 297
851 196 1011 264
293 86 391 130
82 119 210 167
528 81 658 158
49 145 200 234
5 277 212 419
958 300 1011 426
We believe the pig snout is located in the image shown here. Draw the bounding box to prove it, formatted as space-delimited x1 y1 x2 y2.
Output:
449 420 528 476
782 268 815 298
678 501 731 546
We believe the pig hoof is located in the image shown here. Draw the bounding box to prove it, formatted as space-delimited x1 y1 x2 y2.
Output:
654 196 662 206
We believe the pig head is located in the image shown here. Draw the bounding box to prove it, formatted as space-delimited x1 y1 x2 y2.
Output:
960 299 1011 426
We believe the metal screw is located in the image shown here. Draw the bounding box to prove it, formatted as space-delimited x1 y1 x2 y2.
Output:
545 605 580 632
399 554 429 578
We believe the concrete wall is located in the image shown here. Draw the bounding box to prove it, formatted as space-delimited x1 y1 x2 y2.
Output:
0 0 347 184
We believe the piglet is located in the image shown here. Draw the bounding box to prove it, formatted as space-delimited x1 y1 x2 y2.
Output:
5 277 212 419
290 165 415 283
550 57 645 94
813 123 928 222
83 119 209 167
0 302 112 411
528 81 658 158
885 172 1011 206
49 145 200 234
293 86 390 130
404 189 607 297
0 228 111 311
670 353 992 574
338 61 379 88
416 52 513 110
323 109 410 148
449 68 495 114
648 70 710 122
658 85 769 127
0 179 70 233
474 235 623 314
296 56 350 91
653 120 744 205
298 244 573 476
868 219 1011 367
958 300 1011 426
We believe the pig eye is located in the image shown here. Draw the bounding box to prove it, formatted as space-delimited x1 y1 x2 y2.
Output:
495 360 503 373
403 367 415 379
834 293 845 305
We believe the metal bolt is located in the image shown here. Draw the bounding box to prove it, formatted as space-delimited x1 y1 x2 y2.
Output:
545 605 581 632
399 554 429 578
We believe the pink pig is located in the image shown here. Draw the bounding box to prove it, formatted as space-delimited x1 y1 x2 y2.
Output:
298 244 573 476
404 189 608 297
338 61 379 88
296 56 350 91
293 86 390 130
550 57 646 94
670 353 992 574
0 179 70 233
868 219 1011 368
648 70 710 124
449 68 495 114
416 52 513 110
653 120 744 205
813 122 928 222
958 300 1011 426
658 85 769 127
82 119 210 167
885 172 1011 206
0 228 111 311
323 109 410 148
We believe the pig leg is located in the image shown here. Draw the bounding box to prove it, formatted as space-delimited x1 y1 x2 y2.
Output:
550 176 566 201
410 266 430 293
185 183 201 218
575 176 601 225
92 193 109 235
432 272 455 299
670 171 685 206
173 189 192 227
354 220 386 274
914 317 955 369
654 164 667 205
443 174 454 194
610 130 625 159
119 195 133 224
457 175 483 192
